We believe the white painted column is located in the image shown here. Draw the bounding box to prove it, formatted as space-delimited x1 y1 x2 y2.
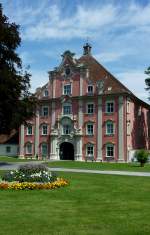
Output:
19 124 24 157
50 136 58 160
78 99 83 160
118 96 124 161
51 101 56 127
34 110 39 156
97 97 102 161
80 73 83 96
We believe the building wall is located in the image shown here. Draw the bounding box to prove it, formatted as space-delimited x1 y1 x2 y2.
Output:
0 144 19 156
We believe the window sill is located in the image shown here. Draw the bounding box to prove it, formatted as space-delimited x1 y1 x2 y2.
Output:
105 134 115 137
105 112 114 115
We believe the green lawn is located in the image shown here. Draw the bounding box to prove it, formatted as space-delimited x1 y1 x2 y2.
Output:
0 171 150 235
47 160 150 172
0 156 41 163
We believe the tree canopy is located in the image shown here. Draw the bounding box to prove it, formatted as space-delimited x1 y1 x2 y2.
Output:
145 66 150 100
0 4 36 134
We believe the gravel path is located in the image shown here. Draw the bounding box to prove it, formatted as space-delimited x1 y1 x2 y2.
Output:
0 162 150 177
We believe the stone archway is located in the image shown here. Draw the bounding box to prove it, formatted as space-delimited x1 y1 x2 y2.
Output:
59 142 74 160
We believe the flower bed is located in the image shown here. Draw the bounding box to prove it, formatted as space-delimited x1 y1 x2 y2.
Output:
0 164 69 190
0 178 69 190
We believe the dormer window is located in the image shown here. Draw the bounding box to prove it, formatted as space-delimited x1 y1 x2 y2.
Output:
65 67 71 76
87 85 93 95
44 90 49 97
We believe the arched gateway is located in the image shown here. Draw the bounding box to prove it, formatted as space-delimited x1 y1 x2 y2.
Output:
59 142 74 160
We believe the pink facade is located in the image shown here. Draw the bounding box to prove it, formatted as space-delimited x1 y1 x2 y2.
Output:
19 44 150 161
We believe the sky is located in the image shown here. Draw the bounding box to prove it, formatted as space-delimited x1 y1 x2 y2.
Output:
1 0 150 103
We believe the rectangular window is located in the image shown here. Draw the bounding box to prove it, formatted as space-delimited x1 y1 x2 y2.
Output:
41 144 48 155
63 125 71 135
42 125 48 135
87 104 94 114
26 144 32 154
106 145 114 157
127 122 130 135
106 102 114 113
87 124 94 135
63 105 71 114
27 126 32 135
6 146 11 153
88 85 93 95
127 101 130 113
64 84 71 95
42 106 48 116
106 122 114 135
87 145 94 156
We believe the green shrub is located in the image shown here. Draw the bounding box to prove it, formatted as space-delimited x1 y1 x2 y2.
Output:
134 149 149 167
2 164 57 183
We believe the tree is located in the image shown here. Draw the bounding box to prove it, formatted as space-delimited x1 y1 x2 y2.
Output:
145 66 150 99
134 149 149 167
0 4 36 134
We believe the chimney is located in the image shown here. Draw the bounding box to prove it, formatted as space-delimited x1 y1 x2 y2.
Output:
83 43 92 55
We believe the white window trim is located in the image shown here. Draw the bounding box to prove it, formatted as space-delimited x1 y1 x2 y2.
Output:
87 85 94 95
63 83 72 95
86 122 94 135
25 143 32 155
106 121 115 135
86 102 94 114
41 143 48 156
42 106 49 116
26 125 33 135
127 121 131 136
106 144 114 158
62 103 72 115
105 100 114 113
86 144 94 156
63 124 71 135
42 124 48 135
43 89 49 97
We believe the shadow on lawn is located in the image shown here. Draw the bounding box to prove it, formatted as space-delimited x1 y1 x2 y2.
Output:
0 162 12 166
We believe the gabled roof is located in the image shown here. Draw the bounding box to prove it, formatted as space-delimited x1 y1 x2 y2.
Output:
78 54 132 95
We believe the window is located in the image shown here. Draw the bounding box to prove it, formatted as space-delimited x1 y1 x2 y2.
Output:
87 103 94 114
86 144 94 156
41 143 48 156
63 125 71 135
106 101 114 113
127 101 130 113
65 67 71 76
26 143 32 154
127 121 130 135
42 124 48 135
87 85 93 95
27 125 32 135
42 106 48 116
44 90 49 97
63 105 71 114
6 146 11 153
87 123 94 135
64 84 71 95
106 121 114 135
106 144 114 157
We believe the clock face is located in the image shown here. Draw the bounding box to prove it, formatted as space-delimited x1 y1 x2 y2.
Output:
65 67 71 76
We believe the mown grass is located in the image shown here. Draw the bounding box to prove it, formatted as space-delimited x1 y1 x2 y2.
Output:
47 160 150 172
0 171 150 235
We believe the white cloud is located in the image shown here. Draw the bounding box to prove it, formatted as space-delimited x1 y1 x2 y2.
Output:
95 51 127 63
116 70 149 102
30 70 48 93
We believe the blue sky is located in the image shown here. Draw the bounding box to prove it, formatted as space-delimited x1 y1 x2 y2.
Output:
1 0 150 102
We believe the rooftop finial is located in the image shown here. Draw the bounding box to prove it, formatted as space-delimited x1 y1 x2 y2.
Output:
83 39 92 55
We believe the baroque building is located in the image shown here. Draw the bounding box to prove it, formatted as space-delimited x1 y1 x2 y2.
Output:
19 44 150 161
